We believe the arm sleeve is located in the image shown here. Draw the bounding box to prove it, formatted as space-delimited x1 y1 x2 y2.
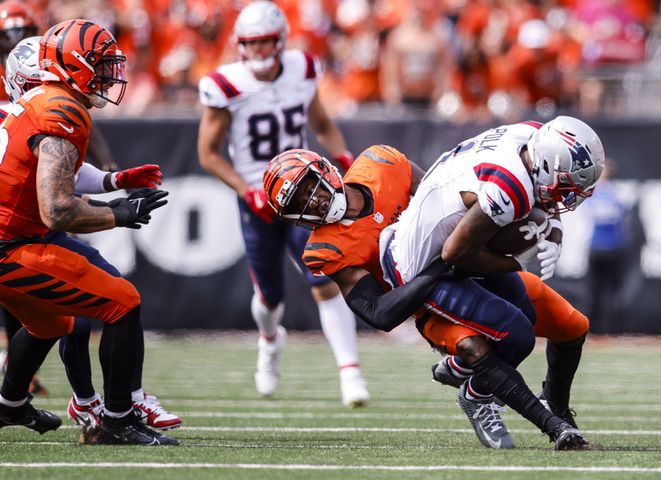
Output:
74 162 108 194
345 259 455 332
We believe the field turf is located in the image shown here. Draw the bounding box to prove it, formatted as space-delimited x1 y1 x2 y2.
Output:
1 329 660 480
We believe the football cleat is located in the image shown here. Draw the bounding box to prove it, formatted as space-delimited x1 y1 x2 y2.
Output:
82 410 178 445
548 421 589 451
68 394 104 429
457 382 515 449
431 357 466 389
255 325 287 396
340 367 370 408
133 393 182 431
0 398 61 434
537 388 578 429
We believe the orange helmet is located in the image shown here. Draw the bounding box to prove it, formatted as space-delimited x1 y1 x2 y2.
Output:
0 0 38 56
263 149 347 229
39 19 126 108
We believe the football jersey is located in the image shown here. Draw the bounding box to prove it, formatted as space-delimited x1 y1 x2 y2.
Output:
303 145 412 286
0 84 91 240
198 50 321 187
382 121 540 284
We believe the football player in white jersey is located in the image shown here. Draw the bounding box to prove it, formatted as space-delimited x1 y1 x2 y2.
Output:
197 1 369 407
378 116 604 449
0 36 182 433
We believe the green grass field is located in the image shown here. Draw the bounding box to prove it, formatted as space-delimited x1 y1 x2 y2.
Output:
1 329 660 480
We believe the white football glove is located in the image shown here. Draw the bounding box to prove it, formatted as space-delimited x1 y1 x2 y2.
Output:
537 239 562 281
512 245 539 272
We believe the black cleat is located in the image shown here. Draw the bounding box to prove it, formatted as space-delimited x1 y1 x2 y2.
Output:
0 399 61 434
84 411 179 445
548 421 589 451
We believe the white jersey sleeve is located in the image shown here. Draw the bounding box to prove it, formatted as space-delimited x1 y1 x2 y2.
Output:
474 164 529 227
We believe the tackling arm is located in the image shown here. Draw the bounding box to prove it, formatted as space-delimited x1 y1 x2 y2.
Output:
332 261 455 332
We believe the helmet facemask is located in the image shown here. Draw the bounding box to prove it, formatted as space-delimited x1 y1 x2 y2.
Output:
75 49 127 108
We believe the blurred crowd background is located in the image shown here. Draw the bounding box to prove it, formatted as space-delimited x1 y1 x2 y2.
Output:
17 0 661 121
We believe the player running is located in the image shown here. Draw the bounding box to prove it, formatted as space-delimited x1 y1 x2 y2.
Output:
198 1 368 406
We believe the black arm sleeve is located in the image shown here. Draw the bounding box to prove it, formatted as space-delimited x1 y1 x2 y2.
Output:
345 259 455 332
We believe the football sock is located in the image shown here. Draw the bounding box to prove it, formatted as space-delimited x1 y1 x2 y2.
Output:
0 329 57 402
59 317 95 399
131 319 145 391
73 393 99 405
469 350 563 434
449 355 473 379
318 292 360 369
0 394 26 407
131 388 145 403
544 335 585 411
251 292 283 340
1 308 21 342
465 380 493 400
99 306 140 414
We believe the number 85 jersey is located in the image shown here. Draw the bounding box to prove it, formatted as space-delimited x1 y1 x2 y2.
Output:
198 50 321 187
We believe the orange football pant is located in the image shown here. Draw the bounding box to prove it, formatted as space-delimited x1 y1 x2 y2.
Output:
0 243 140 339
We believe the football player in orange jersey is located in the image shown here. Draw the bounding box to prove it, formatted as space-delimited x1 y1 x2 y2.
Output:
0 19 177 445
0 35 182 433
264 145 590 450
0 0 119 398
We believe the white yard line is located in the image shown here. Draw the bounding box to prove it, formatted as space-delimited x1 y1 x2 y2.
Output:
1 463 660 473
39 425 661 435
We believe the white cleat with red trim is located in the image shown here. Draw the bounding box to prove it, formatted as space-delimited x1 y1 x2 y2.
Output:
133 393 182 431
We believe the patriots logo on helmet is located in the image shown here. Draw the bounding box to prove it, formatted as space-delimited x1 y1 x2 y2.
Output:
13 43 35 64
554 128 594 172
569 142 594 172
486 193 505 217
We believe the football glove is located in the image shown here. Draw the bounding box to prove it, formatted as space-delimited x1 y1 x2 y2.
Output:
333 151 354 171
243 186 276 224
110 188 169 229
112 164 162 189
537 238 562 281
512 244 539 272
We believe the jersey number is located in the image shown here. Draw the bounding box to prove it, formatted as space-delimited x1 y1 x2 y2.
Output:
0 102 27 166
247 104 305 161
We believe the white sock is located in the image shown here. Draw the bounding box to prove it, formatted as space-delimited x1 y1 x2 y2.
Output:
103 407 132 418
131 388 145 403
74 393 99 405
318 292 360 369
251 292 283 340
0 394 27 407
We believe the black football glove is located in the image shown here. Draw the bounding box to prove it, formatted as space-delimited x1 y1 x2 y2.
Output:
109 188 169 229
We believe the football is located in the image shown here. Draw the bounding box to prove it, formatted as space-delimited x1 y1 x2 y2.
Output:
487 207 548 255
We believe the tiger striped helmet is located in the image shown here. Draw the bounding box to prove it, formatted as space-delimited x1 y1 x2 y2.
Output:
263 149 347 229
39 19 126 108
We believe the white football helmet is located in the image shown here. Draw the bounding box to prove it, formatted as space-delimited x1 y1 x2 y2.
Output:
3 35 41 103
527 115 605 212
233 0 288 75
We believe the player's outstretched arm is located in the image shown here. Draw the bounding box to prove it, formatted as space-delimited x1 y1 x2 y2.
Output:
333 261 456 332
